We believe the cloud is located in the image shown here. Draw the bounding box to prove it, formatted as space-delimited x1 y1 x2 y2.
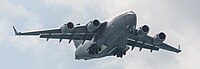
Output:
0 18 9 41
1 0 200 69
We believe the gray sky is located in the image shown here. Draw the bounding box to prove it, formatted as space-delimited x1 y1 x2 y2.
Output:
0 0 200 69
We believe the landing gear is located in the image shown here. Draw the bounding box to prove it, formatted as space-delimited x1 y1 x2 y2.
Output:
88 44 101 55
117 51 123 58
123 51 126 55
113 48 127 58
75 55 80 60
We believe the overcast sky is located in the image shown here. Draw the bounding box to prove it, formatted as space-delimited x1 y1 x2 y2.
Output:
0 0 200 69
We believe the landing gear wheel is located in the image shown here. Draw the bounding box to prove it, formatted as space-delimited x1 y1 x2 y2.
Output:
95 47 98 54
123 51 126 55
98 47 101 51
117 54 120 57
119 52 123 58
91 48 94 55
88 44 101 55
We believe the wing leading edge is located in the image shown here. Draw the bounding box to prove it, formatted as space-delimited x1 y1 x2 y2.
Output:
13 26 61 35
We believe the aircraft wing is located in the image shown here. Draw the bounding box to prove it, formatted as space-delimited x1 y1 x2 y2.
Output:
13 22 107 41
127 38 159 51
13 27 61 35
39 33 94 40
127 35 181 53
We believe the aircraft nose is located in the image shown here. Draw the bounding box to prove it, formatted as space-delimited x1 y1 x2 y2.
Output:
126 11 136 17
125 11 137 22
126 11 135 15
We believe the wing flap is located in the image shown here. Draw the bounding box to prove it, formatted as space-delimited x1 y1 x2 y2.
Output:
127 38 159 51
40 33 94 40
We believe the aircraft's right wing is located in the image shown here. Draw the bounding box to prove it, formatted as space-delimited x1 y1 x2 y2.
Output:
13 21 107 42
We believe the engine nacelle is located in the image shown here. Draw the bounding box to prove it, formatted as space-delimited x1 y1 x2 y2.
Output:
86 19 100 32
136 25 150 38
153 32 166 45
61 22 74 33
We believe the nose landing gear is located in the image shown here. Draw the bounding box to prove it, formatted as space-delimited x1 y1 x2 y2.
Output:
87 44 101 55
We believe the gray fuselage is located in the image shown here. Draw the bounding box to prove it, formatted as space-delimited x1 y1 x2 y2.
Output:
75 11 137 60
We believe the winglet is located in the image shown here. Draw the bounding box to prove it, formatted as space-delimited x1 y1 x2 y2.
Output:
177 45 181 53
13 26 19 35
178 45 181 50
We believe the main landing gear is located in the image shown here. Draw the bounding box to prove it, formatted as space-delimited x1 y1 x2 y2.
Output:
113 48 127 58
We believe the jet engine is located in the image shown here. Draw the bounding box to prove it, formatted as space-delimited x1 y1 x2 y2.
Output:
61 22 74 33
153 32 166 45
86 19 100 32
136 25 150 38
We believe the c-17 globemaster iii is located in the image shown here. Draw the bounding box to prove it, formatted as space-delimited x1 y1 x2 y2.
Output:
13 11 181 60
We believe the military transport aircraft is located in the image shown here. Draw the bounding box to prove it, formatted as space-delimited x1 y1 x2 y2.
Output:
13 11 181 60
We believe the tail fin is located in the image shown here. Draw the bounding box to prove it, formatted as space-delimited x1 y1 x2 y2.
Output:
73 40 83 48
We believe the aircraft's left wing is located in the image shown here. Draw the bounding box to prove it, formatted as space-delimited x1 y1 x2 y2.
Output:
127 34 181 53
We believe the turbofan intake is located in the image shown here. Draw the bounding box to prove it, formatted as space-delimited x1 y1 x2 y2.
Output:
86 19 100 32
136 25 150 38
61 22 74 33
153 32 166 45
